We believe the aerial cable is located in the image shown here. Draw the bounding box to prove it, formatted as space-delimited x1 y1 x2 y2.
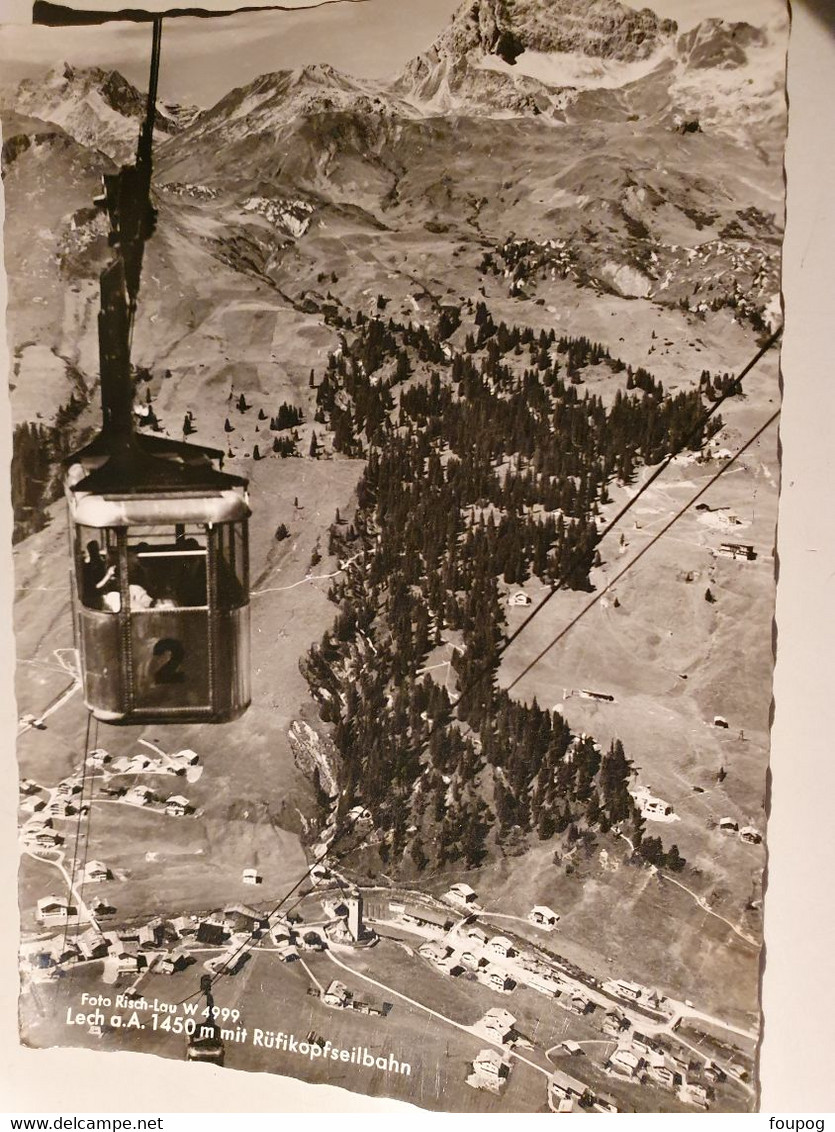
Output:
71 715 101 944
172 805 370 1006
60 709 93 956
501 325 782 658
504 407 781 693
180 342 784 999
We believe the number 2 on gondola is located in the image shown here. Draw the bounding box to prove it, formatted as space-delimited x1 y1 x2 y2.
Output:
153 638 186 684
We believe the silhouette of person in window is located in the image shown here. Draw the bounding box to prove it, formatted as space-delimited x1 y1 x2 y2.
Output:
82 540 118 609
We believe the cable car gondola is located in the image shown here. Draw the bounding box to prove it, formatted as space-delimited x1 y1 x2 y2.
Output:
63 17 251 724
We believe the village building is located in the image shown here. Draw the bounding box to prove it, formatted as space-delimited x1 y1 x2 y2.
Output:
525 972 561 997
36 895 72 925
322 980 350 1008
739 825 763 845
592 1093 620 1113
138 921 165 950
83 860 110 884
196 919 228 946
47 799 75 819
606 1046 645 1080
50 939 81 965
124 785 155 807
507 591 531 607
224 903 265 930
703 1060 726 1083
459 950 481 969
486 968 514 993
33 828 63 850
242 867 262 886
20 796 47 816
468 1048 511 1092
445 882 478 908
76 928 110 961
164 795 191 817
419 940 451 965
399 905 454 933
158 950 192 975
604 977 643 1001
647 1063 677 1089
172 748 200 766
602 1010 630 1038
717 542 756 561
679 1082 710 1108
465 925 488 945
488 935 514 959
114 951 142 975
567 991 592 1015
170 915 196 938
113 755 152 774
549 1069 591 1110
480 1007 517 1043
528 905 559 928
718 817 739 834
630 1031 662 1055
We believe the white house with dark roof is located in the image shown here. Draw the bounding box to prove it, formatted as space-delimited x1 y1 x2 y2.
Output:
323 980 350 1008
83 860 110 884
528 905 559 928
124 784 155 807
549 1068 590 1109
486 968 514 993
36 895 72 924
445 882 478 907
606 1046 644 1079
488 935 514 958
479 1007 516 1042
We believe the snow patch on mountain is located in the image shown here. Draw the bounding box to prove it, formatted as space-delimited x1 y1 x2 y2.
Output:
242 196 313 238
477 44 674 90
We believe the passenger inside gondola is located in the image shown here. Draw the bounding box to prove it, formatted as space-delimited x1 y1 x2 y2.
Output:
81 540 109 608
128 528 207 610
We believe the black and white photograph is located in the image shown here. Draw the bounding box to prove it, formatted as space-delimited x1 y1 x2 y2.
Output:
1 0 793 1113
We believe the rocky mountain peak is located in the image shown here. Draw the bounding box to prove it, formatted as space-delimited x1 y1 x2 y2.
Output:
421 0 678 69
14 62 197 163
677 18 768 70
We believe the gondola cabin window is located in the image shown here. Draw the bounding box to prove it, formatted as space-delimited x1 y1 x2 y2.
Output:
76 525 120 611
70 508 251 723
127 525 208 611
216 520 249 609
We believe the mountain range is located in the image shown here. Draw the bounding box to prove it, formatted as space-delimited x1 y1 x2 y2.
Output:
1 0 786 459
